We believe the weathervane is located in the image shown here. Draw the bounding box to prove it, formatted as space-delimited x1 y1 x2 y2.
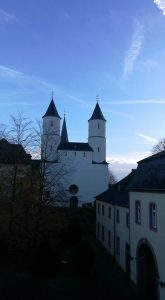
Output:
51 91 54 99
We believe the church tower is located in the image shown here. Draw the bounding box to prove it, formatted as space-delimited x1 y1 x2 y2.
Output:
42 98 61 161
61 115 68 143
88 101 106 163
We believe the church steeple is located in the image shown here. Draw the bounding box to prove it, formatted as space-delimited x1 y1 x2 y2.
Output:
88 100 106 163
61 115 68 143
43 98 61 119
89 101 106 121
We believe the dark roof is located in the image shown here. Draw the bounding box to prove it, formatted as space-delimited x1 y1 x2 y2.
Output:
0 139 31 164
138 150 165 163
88 102 106 121
96 185 129 208
57 142 93 151
42 99 61 119
95 170 135 207
61 116 68 143
128 154 165 191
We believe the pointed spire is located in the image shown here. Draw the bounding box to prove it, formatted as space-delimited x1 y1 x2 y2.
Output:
61 114 69 143
89 101 106 121
43 98 61 119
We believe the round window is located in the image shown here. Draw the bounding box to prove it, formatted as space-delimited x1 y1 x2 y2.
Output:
69 184 79 195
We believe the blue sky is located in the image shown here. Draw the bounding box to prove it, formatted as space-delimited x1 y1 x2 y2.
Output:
0 0 165 179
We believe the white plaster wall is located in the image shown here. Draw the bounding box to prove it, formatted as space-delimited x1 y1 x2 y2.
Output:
50 150 109 206
88 119 106 163
130 191 165 300
115 205 129 272
42 116 61 160
96 201 115 257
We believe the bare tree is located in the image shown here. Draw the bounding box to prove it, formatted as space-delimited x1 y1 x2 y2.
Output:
152 138 165 154
0 113 36 246
108 168 117 186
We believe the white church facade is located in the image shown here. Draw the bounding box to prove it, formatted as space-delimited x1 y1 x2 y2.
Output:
41 98 109 207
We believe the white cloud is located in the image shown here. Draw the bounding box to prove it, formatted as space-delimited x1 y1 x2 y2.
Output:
107 152 150 180
138 59 157 72
0 65 58 91
0 8 18 24
123 20 144 78
102 98 165 105
136 133 158 145
154 0 165 15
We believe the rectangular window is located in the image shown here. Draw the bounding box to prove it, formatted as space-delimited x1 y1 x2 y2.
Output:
101 225 104 241
97 223 100 237
108 230 111 248
108 206 111 219
135 200 141 224
102 204 104 216
126 212 130 228
116 209 120 223
149 203 157 230
116 236 120 255
97 203 100 215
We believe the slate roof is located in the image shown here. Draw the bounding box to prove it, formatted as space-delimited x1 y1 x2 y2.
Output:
137 150 165 163
57 142 93 151
0 139 31 164
61 116 68 143
96 185 129 208
42 99 61 119
88 102 106 121
128 151 165 191
95 170 135 207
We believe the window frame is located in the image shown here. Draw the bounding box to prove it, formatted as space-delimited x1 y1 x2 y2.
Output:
97 222 100 237
108 230 111 248
101 225 104 241
135 200 141 225
116 209 120 223
108 206 111 219
149 202 157 231
102 204 104 216
116 236 120 255
97 203 100 215
126 212 130 228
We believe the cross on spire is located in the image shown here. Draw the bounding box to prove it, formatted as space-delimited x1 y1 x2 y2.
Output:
96 95 99 102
